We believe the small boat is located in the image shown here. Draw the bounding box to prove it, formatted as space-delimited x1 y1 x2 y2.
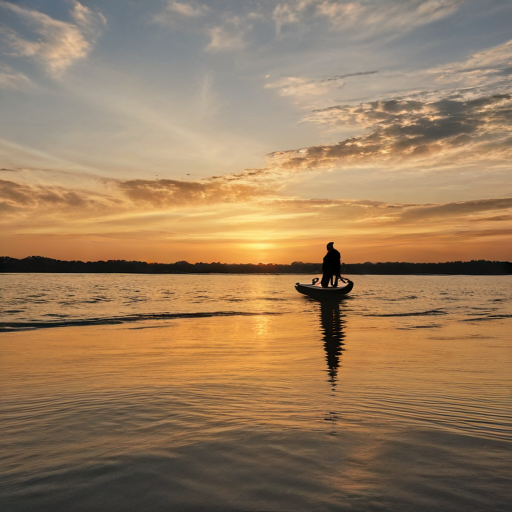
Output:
295 278 354 300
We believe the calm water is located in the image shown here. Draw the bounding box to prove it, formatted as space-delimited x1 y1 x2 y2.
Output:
1 274 511 511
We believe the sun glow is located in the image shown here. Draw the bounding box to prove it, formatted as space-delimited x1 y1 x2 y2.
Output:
239 242 277 263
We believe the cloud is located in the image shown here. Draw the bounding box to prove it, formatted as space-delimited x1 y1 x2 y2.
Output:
297 37 512 115
152 3 248 52
0 62 32 89
323 70 379 82
118 178 273 206
116 178 512 230
435 39 512 81
272 3 301 33
423 39 512 105
264 37 512 172
265 70 378 101
0 179 122 217
468 214 512 223
0 167 280 222
265 76 338 98
396 198 512 223
70 1 106 35
152 1 464 55
265 36 511 114
5 175 511 227
259 37 512 176
3 174 511 264
267 92 512 170
153 1 209 24
270 0 464 38
318 0 463 32
206 17 248 52
264 196 512 236
166 1 208 17
0 1 106 75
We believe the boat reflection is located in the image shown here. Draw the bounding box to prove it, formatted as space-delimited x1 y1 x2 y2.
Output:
318 300 346 389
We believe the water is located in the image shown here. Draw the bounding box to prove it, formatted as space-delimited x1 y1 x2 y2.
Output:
1 274 511 511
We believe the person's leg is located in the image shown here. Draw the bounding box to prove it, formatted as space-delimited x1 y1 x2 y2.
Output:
321 273 330 287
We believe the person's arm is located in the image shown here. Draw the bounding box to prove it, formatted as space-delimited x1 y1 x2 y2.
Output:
338 259 347 282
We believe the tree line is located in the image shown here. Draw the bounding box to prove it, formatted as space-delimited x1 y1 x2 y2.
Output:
1 256 510 275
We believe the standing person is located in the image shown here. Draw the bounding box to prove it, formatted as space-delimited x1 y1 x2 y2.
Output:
321 242 342 287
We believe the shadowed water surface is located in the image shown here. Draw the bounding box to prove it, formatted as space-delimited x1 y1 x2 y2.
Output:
1 274 511 511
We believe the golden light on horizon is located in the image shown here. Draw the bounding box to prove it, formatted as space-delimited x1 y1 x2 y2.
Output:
239 242 276 264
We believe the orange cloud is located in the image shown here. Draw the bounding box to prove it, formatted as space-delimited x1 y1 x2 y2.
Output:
2 175 511 263
117 178 273 206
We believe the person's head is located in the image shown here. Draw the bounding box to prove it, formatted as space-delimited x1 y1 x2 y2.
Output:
326 242 334 251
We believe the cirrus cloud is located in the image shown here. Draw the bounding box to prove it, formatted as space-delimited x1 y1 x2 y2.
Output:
271 0 465 38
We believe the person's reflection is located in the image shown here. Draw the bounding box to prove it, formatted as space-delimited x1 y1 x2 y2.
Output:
319 300 346 389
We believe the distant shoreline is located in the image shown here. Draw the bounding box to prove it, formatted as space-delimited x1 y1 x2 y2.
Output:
1 256 511 275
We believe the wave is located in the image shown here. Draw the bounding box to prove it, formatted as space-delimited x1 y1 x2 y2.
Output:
381 295 419 302
397 324 442 329
462 314 512 322
0 311 281 333
365 309 447 317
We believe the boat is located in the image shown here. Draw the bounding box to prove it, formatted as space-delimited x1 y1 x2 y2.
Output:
295 278 353 300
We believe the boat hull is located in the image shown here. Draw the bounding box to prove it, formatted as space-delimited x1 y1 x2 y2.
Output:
295 280 353 300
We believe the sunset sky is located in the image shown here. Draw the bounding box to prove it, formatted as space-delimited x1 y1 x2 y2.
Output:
1 0 511 264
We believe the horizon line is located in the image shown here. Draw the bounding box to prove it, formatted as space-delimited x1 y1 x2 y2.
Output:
1 256 511 266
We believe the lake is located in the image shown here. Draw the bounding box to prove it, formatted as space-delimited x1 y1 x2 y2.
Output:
1 274 511 511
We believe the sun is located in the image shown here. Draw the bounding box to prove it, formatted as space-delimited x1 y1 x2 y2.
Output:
240 242 276 263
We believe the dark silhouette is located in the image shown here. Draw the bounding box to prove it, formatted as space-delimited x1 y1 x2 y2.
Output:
321 242 343 287
318 301 346 389
0 256 510 275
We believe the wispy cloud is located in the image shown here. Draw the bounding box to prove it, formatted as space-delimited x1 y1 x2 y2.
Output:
265 71 378 100
153 2 250 53
317 0 464 34
270 0 464 37
206 16 248 52
273 37 512 115
431 39 512 95
396 197 512 224
153 0 209 25
265 76 338 98
272 3 301 34
0 62 32 89
166 1 209 17
152 0 464 55
0 1 106 76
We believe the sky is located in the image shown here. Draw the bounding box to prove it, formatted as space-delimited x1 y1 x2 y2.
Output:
1 0 511 264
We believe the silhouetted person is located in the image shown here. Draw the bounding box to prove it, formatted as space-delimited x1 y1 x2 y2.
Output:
321 242 342 287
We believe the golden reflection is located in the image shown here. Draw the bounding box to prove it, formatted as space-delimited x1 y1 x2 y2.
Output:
254 314 271 337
